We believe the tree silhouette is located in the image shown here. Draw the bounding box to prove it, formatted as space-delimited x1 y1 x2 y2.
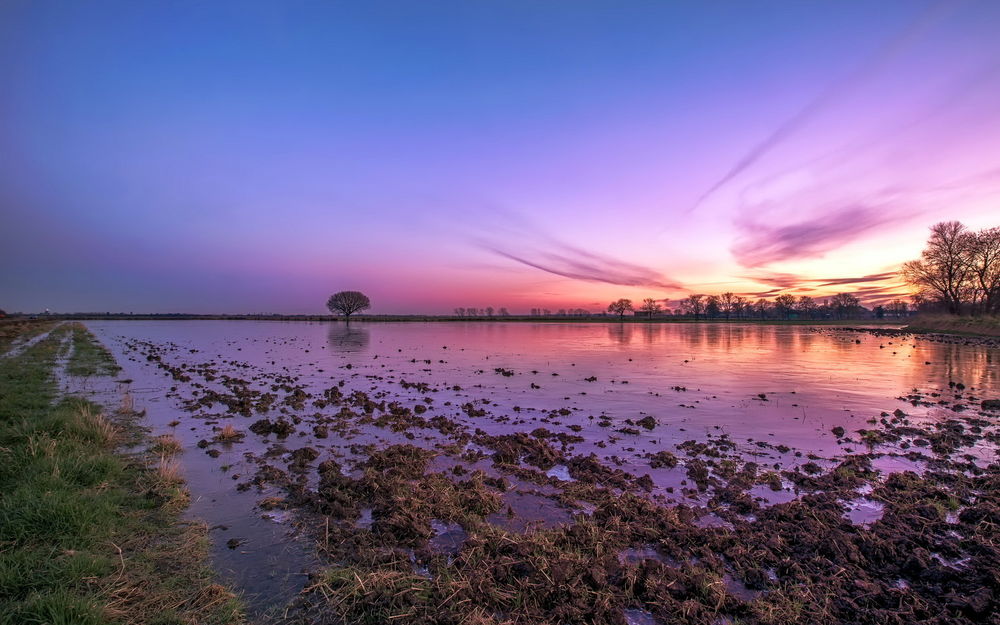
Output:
607 298 633 319
639 298 661 318
327 291 371 320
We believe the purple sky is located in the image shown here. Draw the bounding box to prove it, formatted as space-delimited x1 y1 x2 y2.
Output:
2 1 999 314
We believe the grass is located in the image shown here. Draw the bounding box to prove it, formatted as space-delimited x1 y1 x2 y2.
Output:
905 313 1000 337
0 319 56 354
214 423 243 443
0 322 242 625
66 322 122 376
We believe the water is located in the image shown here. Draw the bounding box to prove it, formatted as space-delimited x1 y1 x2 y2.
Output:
77 320 999 610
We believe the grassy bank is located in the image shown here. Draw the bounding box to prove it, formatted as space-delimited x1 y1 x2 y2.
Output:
66 322 122 376
0 323 242 625
905 314 1000 337
0 319 56 353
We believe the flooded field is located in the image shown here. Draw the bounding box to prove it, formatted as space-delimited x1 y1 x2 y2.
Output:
74 321 1000 624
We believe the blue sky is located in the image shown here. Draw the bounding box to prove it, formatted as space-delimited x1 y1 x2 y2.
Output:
2 1 998 313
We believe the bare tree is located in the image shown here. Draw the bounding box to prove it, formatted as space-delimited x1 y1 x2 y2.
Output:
796 295 817 319
607 298 633 319
773 294 797 319
639 298 662 318
886 300 907 317
680 294 705 319
327 291 371 320
968 226 1000 314
732 295 749 319
901 221 972 315
719 292 736 320
705 295 721 319
754 298 769 319
830 292 861 319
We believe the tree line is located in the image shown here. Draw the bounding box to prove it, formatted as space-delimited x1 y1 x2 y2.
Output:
901 221 1000 315
606 293 896 321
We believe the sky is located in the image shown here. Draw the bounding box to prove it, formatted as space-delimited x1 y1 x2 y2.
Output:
2 0 999 314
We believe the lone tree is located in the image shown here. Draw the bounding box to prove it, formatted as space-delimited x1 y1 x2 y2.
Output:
327 291 371 320
607 298 633 319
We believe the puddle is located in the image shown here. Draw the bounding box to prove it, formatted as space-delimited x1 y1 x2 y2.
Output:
618 545 673 566
624 608 659 625
723 572 762 601
843 498 885 526
487 491 573 532
429 519 468 554
692 513 734 530
546 464 573 481
356 507 374 529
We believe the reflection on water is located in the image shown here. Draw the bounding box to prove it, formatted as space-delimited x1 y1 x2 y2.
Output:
327 323 370 351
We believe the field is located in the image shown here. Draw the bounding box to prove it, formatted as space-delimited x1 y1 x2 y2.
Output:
4 319 1000 625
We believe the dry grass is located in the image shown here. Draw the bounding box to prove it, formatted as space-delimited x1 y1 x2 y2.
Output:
151 434 182 455
214 423 243 442
75 403 119 447
906 314 1000 336
119 391 135 415
101 520 242 625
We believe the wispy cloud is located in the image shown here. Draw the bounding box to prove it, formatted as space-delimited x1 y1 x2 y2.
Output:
738 269 906 303
484 241 681 289
731 203 900 267
691 0 958 210
471 208 682 290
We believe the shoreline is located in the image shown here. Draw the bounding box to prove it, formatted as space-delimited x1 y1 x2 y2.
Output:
0 322 244 624
9 314 906 326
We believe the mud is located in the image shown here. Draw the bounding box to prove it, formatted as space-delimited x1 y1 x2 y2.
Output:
80 321 1000 623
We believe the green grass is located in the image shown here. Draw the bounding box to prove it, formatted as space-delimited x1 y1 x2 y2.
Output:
66 323 121 376
0 325 242 625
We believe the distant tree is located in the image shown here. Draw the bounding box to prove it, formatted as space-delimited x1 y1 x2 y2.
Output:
639 298 662 318
830 292 861 319
754 298 770 320
704 295 721 319
498 307 510 316
327 291 371 320
680 294 705 319
874 305 885 319
454 307 466 317
718 292 736 320
485 306 495 317
796 296 817 319
542 308 552 316
732 296 749 319
557 308 567 316
607 298 633 319
772 294 796 319
887 299 909 318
